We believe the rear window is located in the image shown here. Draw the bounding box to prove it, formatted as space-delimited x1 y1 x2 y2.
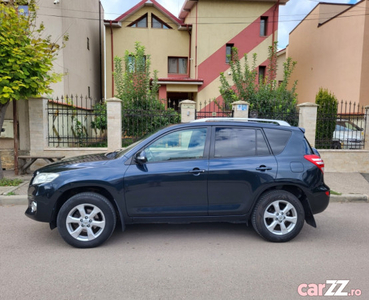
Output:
264 128 292 155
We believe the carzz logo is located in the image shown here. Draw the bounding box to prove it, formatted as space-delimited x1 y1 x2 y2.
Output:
297 280 362 297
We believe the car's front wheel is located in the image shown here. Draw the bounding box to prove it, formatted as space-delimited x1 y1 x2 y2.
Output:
57 192 116 248
251 190 305 242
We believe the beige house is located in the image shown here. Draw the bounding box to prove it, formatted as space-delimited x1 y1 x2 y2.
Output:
105 0 288 110
287 0 369 107
0 0 104 170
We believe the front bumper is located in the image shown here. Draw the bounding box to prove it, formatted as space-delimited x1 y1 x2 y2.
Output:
24 184 58 223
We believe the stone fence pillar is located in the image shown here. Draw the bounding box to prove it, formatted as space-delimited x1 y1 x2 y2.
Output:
298 102 318 147
106 98 122 151
232 101 249 118
28 97 48 156
179 100 196 123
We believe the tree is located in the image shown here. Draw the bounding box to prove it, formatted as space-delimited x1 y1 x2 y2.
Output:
114 42 179 144
0 1 66 178
219 42 298 125
315 88 338 149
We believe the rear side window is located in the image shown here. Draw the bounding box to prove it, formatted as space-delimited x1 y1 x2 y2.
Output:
264 128 292 155
214 127 270 158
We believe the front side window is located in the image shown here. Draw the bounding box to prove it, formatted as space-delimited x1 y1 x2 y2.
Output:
144 128 207 162
214 127 269 158
168 57 188 74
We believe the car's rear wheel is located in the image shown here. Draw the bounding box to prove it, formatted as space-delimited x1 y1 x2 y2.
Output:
57 192 116 248
251 190 304 242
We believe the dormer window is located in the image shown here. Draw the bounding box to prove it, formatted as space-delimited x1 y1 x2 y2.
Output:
151 14 172 29
128 13 148 28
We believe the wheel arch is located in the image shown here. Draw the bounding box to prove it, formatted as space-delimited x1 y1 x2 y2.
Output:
50 186 125 231
252 184 316 228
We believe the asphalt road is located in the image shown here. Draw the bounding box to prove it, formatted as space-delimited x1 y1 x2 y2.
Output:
0 203 367 300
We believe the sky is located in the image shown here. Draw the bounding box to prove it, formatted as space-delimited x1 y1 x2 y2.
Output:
100 0 359 49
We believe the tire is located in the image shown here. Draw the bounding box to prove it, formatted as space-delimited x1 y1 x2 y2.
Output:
251 190 305 242
57 192 116 248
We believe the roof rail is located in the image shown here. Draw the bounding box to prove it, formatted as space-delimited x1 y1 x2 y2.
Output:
191 118 291 126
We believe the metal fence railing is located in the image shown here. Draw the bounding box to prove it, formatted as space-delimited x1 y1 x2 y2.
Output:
195 100 233 119
121 99 180 147
47 95 107 148
316 101 366 150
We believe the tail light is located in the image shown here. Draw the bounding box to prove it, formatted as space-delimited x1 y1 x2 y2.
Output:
304 155 325 173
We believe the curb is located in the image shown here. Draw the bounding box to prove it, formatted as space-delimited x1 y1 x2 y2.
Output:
0 195 28 206
330 194 368 203
0 181 30 196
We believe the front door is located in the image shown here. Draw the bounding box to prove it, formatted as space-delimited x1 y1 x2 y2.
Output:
124 127 209 217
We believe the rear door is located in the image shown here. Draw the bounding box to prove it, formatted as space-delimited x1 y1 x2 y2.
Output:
208 126 277 215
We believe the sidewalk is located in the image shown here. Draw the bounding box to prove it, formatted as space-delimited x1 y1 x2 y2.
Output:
0 170 368 205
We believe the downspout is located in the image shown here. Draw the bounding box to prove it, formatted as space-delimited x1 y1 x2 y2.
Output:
99 1 102 101
110 21 114 97
271 0 280 80
195 2 198 78
187 25 191 78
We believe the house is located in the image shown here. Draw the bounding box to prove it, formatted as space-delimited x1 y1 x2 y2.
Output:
104 0 289 111
0 0 104 170
287 0 369 107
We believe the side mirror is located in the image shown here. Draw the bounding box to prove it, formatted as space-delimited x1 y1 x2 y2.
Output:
135 151 147 164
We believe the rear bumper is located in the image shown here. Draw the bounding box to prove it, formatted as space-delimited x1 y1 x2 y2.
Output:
308 184 330 214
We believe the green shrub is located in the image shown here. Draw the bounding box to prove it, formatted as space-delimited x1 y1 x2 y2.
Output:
315 88 338 149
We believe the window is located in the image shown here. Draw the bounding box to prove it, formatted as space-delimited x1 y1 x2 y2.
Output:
226 44 234 64
259 66 266 83
128 13 148 28
264 128 291 155
260 16 268 36
168 57 188 74
151 14 171 29
214 127 269 158
144 128 207 162
88 86 91 98
87 37 90 50
127 55 146 72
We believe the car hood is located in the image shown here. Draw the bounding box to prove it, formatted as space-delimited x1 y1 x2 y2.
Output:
34 153 115 173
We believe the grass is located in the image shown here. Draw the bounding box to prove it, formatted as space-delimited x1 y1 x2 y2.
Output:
0 178 23 187
6 191 16 196
331 190 342 196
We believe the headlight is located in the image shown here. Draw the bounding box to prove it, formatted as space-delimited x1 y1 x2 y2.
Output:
32 173 60 185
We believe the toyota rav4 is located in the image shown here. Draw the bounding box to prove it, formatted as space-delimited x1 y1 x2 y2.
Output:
25 119 330 248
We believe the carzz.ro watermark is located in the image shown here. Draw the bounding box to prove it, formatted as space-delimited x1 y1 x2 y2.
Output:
298 280 362 297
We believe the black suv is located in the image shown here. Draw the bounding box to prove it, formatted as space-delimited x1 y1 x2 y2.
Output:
25 120 330 248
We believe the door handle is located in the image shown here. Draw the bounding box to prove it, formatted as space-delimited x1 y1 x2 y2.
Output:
256 165 272 171
188 168 205 176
